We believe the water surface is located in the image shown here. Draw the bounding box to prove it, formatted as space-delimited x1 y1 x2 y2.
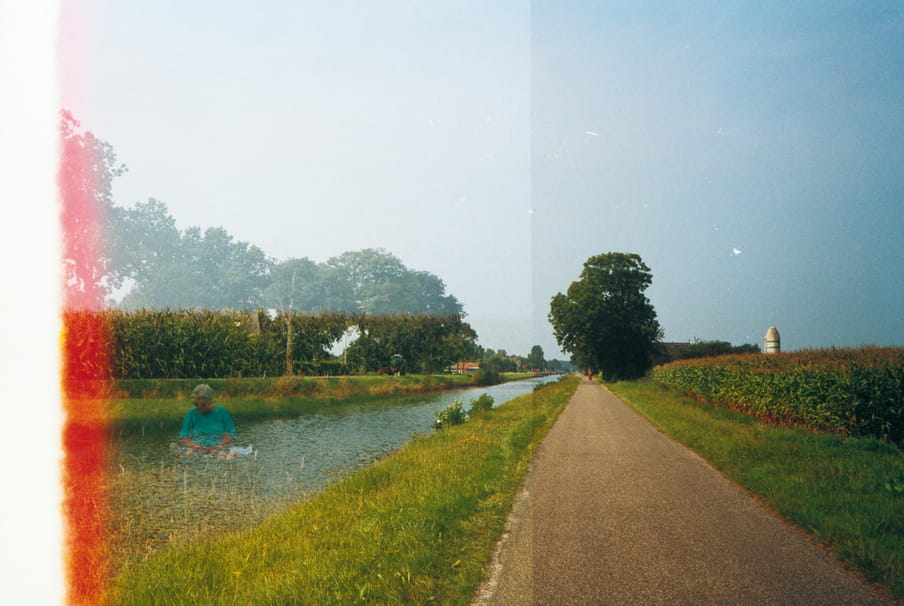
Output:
111 376 558 507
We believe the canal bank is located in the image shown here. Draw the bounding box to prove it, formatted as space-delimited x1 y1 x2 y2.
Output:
107 375 579 604
108 375 561 575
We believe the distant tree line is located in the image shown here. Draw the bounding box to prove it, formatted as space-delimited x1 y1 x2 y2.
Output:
469 344 574 376
61 112 462 316
672 339 760 360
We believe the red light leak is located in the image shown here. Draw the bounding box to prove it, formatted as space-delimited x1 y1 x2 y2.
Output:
60 112 111 604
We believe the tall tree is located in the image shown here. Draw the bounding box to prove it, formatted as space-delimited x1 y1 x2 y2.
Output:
526 345 546 371
548 252 662 380
59 110 127 307
108 197 181 292
324 248 462 315
120 225 271 309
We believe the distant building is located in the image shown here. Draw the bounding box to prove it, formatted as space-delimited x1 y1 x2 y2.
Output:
764 326 781 354
451 361 481 374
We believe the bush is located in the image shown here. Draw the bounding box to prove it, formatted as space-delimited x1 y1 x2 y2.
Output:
468 393 495 417
472 368 501 386
434 400 468 430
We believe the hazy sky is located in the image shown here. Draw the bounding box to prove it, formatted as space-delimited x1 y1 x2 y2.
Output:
52 0 904 357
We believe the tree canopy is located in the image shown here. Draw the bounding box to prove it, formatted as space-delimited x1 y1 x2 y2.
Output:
548 252 662 380
109 202 463 316
59 110 126 308
526 345 545 370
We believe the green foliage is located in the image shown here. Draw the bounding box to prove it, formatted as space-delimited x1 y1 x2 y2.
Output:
60 110 127 307
468 393 495 416
673 339 761 360
434 393 495 430
472 368 501 386
63 309 479 380
262 257 335 312
481 353 517 373
526 345 546 370
651 347 904 443
324 248 463 315
434 400 468 429
545 358 577 373
116 224 271 310
346 313 478 374
549 252 662 380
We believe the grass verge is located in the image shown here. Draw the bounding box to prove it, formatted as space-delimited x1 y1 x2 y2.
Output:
107 375 579 605
608 379 904 602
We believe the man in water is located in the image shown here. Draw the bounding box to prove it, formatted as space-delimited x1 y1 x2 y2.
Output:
179 384 236 455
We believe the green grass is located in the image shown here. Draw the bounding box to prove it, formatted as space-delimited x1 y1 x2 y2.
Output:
608 379 904 601
107 376 579 605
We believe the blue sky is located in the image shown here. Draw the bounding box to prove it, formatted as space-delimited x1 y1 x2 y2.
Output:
532 1 903 352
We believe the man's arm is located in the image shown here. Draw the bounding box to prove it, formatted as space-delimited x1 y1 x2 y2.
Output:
181 436 204 450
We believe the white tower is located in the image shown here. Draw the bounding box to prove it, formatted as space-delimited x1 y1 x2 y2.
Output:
764 326 781 354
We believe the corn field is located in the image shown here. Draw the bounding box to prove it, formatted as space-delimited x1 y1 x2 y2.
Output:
62 309 476 381
650 347 904 443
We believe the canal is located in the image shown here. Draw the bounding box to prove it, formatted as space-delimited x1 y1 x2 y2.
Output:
108 376 559 563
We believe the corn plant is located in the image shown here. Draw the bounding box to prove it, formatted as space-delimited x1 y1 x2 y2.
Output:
650 347 904 443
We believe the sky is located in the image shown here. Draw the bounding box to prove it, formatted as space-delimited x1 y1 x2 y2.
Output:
2 1 903 601
55 0 904 357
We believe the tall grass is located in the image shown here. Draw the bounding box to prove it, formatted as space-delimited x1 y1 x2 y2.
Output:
107 376 579 604
609 379 904 601
106 457 293 573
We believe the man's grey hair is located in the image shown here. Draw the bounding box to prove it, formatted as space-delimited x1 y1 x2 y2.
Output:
191 384 214 400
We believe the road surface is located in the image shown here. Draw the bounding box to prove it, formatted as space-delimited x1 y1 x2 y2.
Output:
473 378 891 605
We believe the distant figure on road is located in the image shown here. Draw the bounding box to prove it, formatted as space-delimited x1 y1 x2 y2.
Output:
179 384 236 455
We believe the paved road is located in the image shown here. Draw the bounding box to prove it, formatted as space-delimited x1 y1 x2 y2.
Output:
473 378 892 605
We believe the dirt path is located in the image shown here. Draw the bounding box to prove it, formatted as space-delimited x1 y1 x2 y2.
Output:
473 378 891 605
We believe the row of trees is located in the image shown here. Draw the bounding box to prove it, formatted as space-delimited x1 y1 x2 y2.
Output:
61 112 462 316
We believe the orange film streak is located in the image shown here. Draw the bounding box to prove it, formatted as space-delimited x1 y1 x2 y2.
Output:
60 116 112 604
